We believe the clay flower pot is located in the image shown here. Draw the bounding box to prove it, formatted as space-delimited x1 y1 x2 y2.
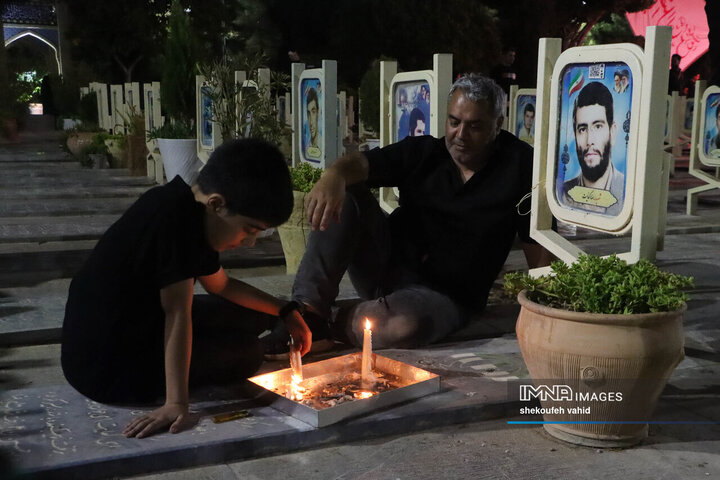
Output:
277 191 310 274
516 290 685 448
66 132 95 157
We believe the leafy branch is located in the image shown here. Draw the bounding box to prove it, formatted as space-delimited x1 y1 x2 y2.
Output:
504 255 693 314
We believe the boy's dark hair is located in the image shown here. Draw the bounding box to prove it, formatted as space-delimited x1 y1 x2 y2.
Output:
197 138 293 226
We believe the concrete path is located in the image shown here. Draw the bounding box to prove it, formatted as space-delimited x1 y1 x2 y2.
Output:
1 129 719 479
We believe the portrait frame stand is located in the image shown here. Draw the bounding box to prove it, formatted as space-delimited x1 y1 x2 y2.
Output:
291 60 338 169
196 74 222 164
530 26 672 276
88 82 111 133
378 53 453 213
143 81 164 183
685 81 720 214
663 91 684 177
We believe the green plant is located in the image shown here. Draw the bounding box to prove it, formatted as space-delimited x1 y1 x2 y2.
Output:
77 133 110 168
117 105 145 137
197 53 289 145
289 161 323 192
161 0 198 127
503 254 693 314
146 120 195 140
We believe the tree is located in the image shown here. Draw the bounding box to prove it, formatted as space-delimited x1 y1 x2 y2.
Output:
63 0 169 83
161 0 198 126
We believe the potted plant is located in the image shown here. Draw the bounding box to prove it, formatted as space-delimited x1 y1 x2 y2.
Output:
504 254 693 448
197 53 290 146
147 121 199 184
151 0 200 184
78 133 110 169
277 161 323 274
117 105 149 176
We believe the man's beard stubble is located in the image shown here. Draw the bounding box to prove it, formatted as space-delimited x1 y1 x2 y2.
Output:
577 141 611 183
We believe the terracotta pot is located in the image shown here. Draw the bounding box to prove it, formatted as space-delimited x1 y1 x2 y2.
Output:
516 290 685 448
277 191 310 274
66 132 94 157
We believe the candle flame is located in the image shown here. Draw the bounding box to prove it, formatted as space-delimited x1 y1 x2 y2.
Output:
355 391 374 399
365 318 371 330
288 374 306 401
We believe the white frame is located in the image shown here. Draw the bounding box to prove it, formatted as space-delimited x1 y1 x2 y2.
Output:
686 81 720 214
379 54 452 213
109 84 125 134
510 88 537 145
530 26 672 274
143 82 163 183
545 45 644 234
697 85 720 166
196 74 222 164
293 60 338 169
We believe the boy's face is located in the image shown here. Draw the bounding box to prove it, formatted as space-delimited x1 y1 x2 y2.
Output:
206 208 268 251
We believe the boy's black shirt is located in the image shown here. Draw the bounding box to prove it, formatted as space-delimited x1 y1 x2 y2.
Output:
363 131 534 310
62 176 220 382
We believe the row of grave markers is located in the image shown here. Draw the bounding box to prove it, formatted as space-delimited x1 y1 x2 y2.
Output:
80 27 687 270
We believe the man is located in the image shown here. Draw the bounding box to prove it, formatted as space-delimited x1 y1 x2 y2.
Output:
262 74 551 357
668 54 684 95
408 107 426 137
562 81 624 216
306 87 320 149
517 103 534 145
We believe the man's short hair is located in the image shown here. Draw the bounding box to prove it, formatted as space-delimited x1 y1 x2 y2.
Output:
449 73 505 119
307 87 318 108
197 138 293 227
524 103 535 115
672 53 682 63
573 81 614 129
409 107 425 133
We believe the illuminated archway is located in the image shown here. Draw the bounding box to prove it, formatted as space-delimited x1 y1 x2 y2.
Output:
5 30 62 75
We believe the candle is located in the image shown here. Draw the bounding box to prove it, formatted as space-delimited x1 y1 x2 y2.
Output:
361 318 374 388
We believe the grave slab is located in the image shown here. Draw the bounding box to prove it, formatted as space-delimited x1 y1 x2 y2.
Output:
0 337 525 480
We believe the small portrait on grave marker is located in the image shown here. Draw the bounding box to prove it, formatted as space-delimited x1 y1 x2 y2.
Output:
146 90 155 131
301 78 323 162
201 86 213 148
555 62 632 218
703 94 720 158
393 80 431 142
684 100 694 131
515 94 536 145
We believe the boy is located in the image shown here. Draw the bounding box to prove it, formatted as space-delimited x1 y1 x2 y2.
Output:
62 139 312 438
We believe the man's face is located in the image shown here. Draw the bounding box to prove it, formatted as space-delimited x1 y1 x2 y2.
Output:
307 98 318 140
574 104 615 182
444 90 501 169
524 110 534 131
614 75 622 91
412 119 426 137
206 208 268 252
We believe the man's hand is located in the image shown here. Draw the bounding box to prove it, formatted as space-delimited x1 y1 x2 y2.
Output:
305 169 346 231
122 402 196 439
284 309 312 356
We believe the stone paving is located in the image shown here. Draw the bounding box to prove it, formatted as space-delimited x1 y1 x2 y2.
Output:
1 129 720 478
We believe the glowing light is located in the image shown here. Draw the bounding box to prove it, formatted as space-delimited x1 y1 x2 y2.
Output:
288 374 306 401
355 391 375 399
365 318 371 330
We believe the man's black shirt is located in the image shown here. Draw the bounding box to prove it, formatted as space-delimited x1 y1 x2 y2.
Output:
364 131 534 310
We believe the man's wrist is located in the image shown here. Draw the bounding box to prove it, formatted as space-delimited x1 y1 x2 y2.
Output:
279 301 305 320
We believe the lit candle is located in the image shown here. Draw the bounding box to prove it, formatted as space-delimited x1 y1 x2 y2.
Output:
361 318 374 388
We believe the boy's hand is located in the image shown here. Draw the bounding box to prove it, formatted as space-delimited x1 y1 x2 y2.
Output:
123 402 196 439
285 310 312 356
